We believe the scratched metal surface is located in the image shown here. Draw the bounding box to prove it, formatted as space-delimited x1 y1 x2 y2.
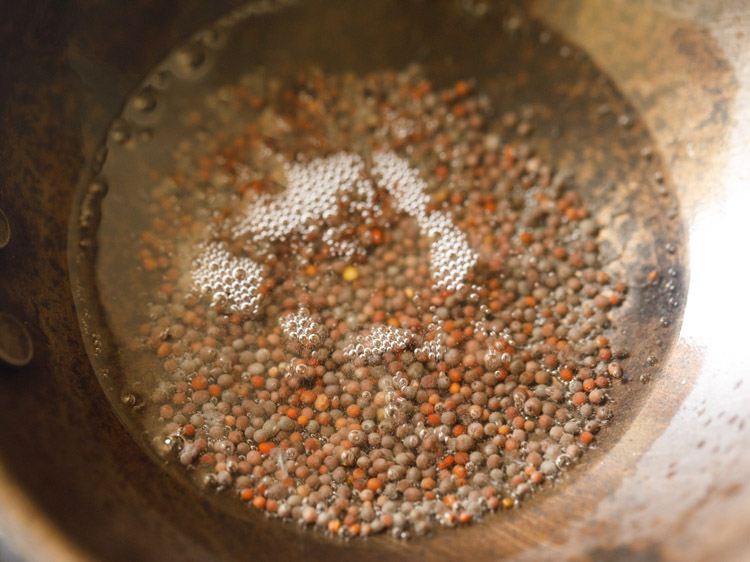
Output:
0 1 747 561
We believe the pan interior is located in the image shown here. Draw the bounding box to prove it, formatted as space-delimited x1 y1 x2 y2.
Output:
68 0 685 544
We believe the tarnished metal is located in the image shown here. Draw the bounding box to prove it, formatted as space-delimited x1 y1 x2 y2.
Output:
0 0 747 561
0 208 9 249
0 313 33 367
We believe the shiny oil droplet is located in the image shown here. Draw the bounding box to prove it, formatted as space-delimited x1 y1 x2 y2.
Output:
0 312 33 367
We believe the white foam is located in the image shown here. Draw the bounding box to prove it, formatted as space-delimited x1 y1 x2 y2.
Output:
190 242 264 315
232 153 374 243
372 151 478 291
279 308 324 347
344 325 415 363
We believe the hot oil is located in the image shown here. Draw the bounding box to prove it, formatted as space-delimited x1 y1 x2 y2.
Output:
69 0 685 540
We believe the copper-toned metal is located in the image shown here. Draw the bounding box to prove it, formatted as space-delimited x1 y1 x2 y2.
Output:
0 1 747 561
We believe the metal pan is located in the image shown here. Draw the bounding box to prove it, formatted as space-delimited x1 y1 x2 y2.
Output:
0 1 747 560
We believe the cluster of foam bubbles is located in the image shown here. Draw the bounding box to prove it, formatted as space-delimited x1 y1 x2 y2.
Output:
372 151 477 291
279 308 324 348
426 217 478 292
322 226 366 259
232 153 374 243
191 151 477 321
344 325 415 363
414 332 447 364
371 151 431 218
190 242 264 315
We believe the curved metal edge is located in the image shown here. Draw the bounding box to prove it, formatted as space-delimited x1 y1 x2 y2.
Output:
0 463 96 562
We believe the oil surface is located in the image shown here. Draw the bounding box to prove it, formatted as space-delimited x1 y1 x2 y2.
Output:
69 0 684 540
